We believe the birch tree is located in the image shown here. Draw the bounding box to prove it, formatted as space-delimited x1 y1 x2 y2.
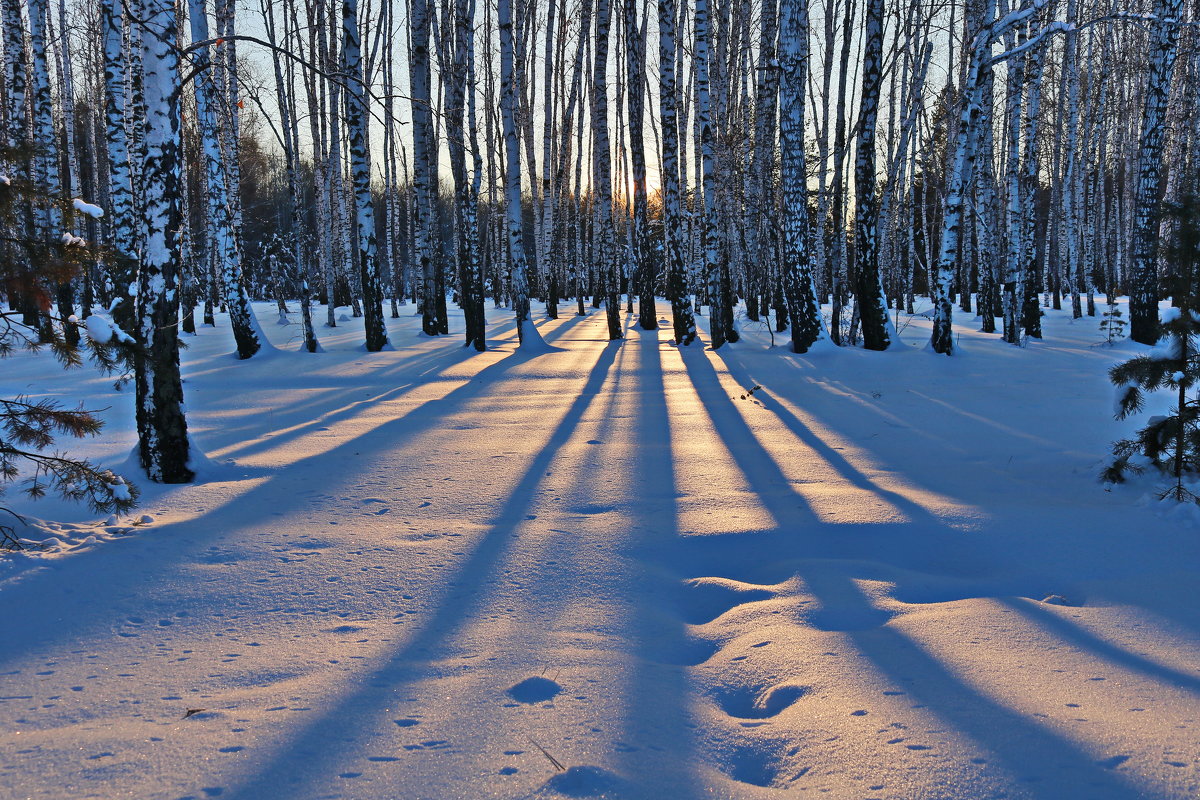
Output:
499 0 541 344
342 0 387 351
780 0 825 352
136 0 192 482
1129 0 1185 344
854 0 891 350
659 0 695 344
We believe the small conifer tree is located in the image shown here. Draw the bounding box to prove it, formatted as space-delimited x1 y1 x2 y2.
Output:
1104 190 1200 502
1 153 139 546
1099 302 1126 345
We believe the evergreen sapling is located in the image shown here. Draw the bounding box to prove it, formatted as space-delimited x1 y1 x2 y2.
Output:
1104 191 1200 502
1099 302 1126 345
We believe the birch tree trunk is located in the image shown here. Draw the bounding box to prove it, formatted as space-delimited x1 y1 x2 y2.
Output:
1130 0 1184 344
101 0 137 327
262 0 318 351
695 0 727 348
447 0 485 350
190 0 262 359
659 0 695 344
410 0 438 336
342 0 387 351
136 0 192 482
2 0 26 156
499 0 540 345
780 0 825 352
592 0 622 340
1019 14 1048 340
854 0 891 350
28 0 60 236
624 0 654 330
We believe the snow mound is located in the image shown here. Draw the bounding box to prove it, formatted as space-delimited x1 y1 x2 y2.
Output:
516 318 556 353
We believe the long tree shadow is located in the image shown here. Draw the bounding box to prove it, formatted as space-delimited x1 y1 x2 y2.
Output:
666 342 954 578
713 341 1200 655
205 314 582 462
710 346 974 533
607 324 703 795
839 572 1169 800
0 334 592 660
673 342 1160 798
216 336 624 800
998 597 1200 695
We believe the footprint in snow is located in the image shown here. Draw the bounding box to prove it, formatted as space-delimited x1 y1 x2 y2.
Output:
722 744 782 788
506 676 562 704
712 683 808 719
539 766 629 798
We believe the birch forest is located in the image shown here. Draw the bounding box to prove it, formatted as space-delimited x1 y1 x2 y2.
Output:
2 0 1200 471
7 0 1200 794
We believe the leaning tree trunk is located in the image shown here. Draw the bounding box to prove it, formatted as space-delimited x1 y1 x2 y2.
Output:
208 0 264 358
190 0 262 359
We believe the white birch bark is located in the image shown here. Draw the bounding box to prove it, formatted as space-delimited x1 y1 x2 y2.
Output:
592 0 622 340
659 0 695 344
1130 0 1185 343
499 0 542 345
136 0 191 482
780 0 825 351
854 0 892 350
190 0 261 359
341 0 387 350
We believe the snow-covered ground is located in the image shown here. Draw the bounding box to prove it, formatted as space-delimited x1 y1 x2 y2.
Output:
1 299 1197 800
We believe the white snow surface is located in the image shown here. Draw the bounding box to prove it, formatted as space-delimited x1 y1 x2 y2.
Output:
0 300 1197 800
83 312 134 345
72 198 104 219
